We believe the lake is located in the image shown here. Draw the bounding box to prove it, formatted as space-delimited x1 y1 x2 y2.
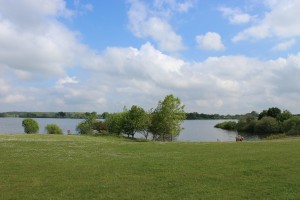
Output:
0 118 259 142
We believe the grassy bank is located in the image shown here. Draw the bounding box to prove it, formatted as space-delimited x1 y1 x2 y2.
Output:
0 134 299 199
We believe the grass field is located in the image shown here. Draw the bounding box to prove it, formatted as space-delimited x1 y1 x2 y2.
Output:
1 134 299 199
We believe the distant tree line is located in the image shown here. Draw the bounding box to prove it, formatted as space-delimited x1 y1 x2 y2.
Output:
185 112 248 120
1 111 253 120
0 111 107 119
215 107 300 136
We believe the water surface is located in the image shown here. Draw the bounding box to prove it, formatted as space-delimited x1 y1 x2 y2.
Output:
0 118 258 142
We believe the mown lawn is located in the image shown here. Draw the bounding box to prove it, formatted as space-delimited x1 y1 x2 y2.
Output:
0 134 299 199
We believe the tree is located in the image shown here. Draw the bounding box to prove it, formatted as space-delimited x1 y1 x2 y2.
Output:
236 114 257 133
76 112 98 134
254 116 280 134
258 110 268 120
123 105 150 138
277 110 292 122
267 107 281 119
56 111 66 118
105 112 127 135
282 116 300 135
139 111 152 140
45 124 63 134
93 121 108 134
150 94 186 141
22 118 39 134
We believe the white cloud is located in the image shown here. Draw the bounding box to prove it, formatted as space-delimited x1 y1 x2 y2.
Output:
1 0 300 114
233 0 300 42
154 0 195 13
4 94 27 104
196 32 225 51
272 39 296 51
2 39 300 113
0 0 97 80
127 0 185 51
218 6 253 24
56 76 79 88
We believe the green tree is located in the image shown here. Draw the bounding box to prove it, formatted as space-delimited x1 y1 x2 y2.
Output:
277 110 292 122
254 116 280 134
105 112 127 135
150 94 186 141
123 105 150 138
258 110 268 120
22 118 39 134
93 121 108 134
76 112 98 134
56 111 66 118
282 116 300 135
214 121 237 130
45 124 63 134
236 114 257 133
267 107 281 119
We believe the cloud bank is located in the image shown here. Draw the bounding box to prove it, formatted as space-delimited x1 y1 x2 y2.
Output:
0 0 300 114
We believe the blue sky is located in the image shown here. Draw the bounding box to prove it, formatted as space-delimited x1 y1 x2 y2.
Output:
0 0 300 114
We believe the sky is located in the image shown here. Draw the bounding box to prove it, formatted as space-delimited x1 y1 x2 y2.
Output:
0 0 300 114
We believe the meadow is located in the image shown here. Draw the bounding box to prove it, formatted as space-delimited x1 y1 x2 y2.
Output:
0 134 299 199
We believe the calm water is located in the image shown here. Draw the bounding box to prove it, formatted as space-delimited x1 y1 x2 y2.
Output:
0 118 258 142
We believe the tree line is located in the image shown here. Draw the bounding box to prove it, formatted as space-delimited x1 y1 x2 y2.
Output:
215 107 300 136
21 94 186 141
1 111 251 120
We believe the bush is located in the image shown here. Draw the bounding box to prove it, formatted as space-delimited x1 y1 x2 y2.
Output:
93 121 108 134
282 116 300 135
76 112 98 135
254 117 280 134
214 121 237 130
105 112 127 135
22 118 39 134
236 115 257 133
45 124 63 134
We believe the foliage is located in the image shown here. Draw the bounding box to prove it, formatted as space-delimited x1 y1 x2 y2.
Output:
93 121 108 134
214 121 237 130
76 112 98 134
282 116 300 135
45 124 63 134
277 110 292 122
236 114 257 133
254 116 280 135
123 105 150 138
22 118 39 134
258 107 282 120
267 107 282 119
105 112 127 135
150 94 186 141
139 111 152 139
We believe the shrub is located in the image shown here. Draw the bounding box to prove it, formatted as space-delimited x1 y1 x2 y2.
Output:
22 118 39 134
254 117 280 134
45 124 63 134
76 121 93 135
93 121 108 134
282 116 300 135
76 112 98 135
236 115 257 133
214 121 237 130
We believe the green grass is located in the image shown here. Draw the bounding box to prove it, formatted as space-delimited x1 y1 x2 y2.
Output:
0 134 299 200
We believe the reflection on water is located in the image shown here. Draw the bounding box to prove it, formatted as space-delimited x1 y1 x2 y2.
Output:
0 118 259 142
